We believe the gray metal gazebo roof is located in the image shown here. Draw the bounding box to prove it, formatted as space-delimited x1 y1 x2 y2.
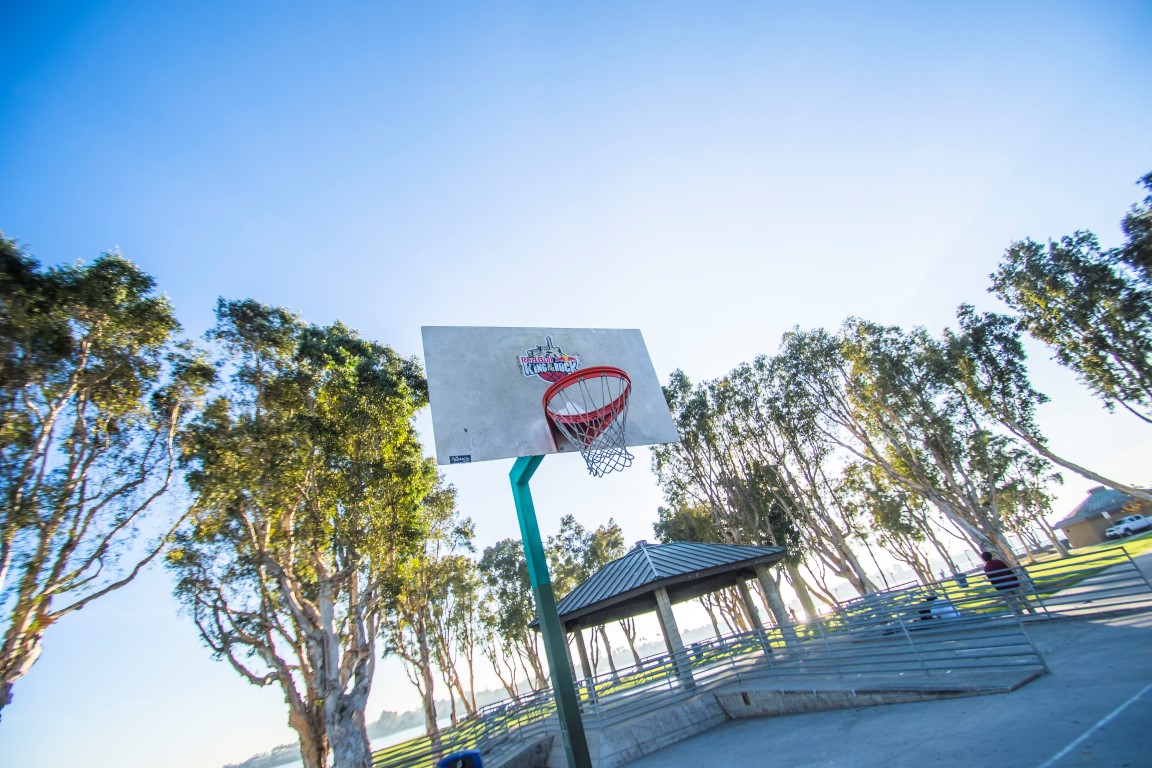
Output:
541 540 787 631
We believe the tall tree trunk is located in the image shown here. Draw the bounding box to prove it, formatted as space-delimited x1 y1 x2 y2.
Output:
936 501 999 557
416 630 440 741
287 701 328 768
722 587 750 631
832 546 879 595
463 646 478 713
432 627 474 718
596 626 619 679
486 648 520 698
515 652 534 692
317 580 375 768
990 529 1020 566
447 663 473 717
525 642 547 690
799 563 842 610
0 569 54 724
327 689 373 768
999 418 1152 504
1033 512 1070 557
783 561 819 621
446 684 458 726
619 618 642 666
919 520 961 574
701 600 723 636
808 503 879 594
861 538 892 590
0 620 44 723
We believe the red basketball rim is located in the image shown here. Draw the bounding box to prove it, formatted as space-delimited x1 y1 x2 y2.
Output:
542 366 632 426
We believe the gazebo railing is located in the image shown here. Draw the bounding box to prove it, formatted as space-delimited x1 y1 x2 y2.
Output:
571 611 1046 732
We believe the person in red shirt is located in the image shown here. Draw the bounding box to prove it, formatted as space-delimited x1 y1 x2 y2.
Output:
981 551 1036 615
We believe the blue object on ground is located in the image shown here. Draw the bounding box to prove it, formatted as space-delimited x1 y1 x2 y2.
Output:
437 750 483 768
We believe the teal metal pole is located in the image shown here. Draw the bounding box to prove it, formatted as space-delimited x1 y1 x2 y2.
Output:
510 456 593 768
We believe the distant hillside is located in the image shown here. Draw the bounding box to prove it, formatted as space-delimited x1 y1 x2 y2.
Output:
223 743 301 768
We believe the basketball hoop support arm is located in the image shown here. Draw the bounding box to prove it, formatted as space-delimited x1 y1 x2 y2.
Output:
510 456 593 768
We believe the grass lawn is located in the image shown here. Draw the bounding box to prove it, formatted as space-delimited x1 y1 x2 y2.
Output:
1063 531 1152 559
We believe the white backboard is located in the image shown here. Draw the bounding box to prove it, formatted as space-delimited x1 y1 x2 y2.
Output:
422 326 680 465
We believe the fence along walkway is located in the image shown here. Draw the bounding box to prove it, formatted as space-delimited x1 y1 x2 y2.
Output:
371 546 1151 768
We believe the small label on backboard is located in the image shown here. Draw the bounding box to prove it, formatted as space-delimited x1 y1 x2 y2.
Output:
449 455 472 464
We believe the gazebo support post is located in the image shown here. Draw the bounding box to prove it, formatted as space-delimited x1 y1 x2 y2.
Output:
510 456 593 768
653 586 695 689
755 563 799 647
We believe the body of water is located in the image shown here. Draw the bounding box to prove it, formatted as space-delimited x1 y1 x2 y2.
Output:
246 722 439 768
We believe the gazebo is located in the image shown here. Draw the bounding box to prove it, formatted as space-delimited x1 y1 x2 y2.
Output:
536 540 792 685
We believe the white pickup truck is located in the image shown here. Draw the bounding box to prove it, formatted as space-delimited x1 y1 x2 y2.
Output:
1105 514 1152 538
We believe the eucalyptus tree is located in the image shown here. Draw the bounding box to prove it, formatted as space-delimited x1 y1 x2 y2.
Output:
168 300 433 768
775 320 1053 562
990 177 1152 424
478 600 523 698
477 538 546 691
949 305 1151 506
382 481 475 734
653 503 722 543
437 553 484 715
651 371 731 524
652 371 819 617
989 443 1067 556
0 241 208 720
836 462 935 585
654 372 802 549
1118 172 1152 281
546 515 626 676
721 357 879 596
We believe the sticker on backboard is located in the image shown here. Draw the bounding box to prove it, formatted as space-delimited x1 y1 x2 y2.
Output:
518 337 581 382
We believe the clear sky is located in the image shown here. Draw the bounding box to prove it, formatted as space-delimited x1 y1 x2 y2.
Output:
2 2 1151 767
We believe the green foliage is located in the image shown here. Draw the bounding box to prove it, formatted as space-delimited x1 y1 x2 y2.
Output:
168 298 433 767
836 462 927 542
652 369 803 554
653 503 722 544
1117 173 1152 283
546 515 625 598
380 477 479 726
775 318 1058 556
477 538 536 647
949 306 1047 435
990 174 1152 422
0 237 203 717
177 300 432 576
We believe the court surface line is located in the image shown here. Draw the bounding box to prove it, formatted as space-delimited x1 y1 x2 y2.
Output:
1035 682 1152 768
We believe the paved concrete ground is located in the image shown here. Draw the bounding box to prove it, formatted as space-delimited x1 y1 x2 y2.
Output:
624 552 1152 768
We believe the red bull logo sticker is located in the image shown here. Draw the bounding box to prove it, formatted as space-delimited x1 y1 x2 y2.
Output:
519 336 581 383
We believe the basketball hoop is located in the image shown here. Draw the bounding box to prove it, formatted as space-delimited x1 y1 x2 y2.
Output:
542 366 634 477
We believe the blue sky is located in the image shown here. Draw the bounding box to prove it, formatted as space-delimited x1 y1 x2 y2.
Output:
2 2 1151 767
